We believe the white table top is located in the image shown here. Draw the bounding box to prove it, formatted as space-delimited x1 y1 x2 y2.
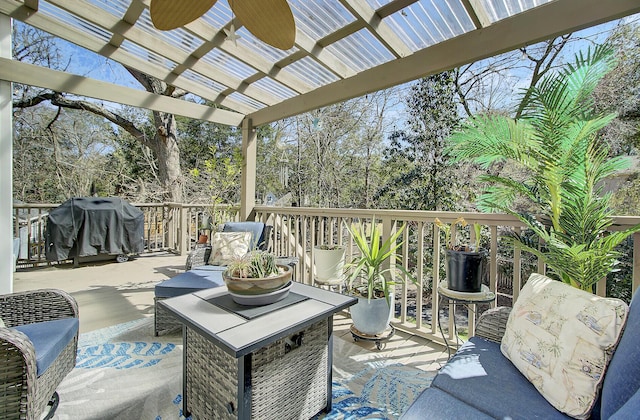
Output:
437 283 496 303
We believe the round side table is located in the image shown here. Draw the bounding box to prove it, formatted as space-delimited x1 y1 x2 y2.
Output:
437 283 496 359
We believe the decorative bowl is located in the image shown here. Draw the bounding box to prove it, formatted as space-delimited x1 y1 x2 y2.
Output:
228 282 292 306
223 264 293 295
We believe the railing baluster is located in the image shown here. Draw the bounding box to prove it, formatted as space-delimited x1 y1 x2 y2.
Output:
400 225 409 325
416 222 424 330
513 227 522 303
431 222 440 336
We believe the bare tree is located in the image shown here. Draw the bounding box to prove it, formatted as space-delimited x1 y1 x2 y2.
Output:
12 23 187 202
454 35 572 118
13 103 121 202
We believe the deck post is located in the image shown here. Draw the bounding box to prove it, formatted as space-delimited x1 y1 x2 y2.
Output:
240 118 257 221
0 15 13 293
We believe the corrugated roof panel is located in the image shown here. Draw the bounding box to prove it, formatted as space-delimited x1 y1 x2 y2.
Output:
228 91 266 111
201 48 257 81
325 29 394 72
87 0 129 19
233 27 298 60
120 40 177 72
200 0 233 28
289 0 356 40
40 2 112 43
365 0 394 7
480 0 553 23
136 9 204 54
251 77 297 101
388 0 475 50
283 57 340 88
182 70 227 93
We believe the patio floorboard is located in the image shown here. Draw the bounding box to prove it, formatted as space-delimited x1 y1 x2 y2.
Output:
12 251 447 376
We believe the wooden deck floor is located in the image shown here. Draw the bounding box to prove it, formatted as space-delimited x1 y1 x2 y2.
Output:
12 251 448 376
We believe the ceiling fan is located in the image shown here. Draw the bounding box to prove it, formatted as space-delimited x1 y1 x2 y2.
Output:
150 0 296 50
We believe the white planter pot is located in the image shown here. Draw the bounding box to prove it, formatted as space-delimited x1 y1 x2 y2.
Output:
313 246 345 282
350 293 394 335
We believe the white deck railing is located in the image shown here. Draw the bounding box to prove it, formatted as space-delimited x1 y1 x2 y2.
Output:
12 203 239 266
254 206 640 345
13 202 640 346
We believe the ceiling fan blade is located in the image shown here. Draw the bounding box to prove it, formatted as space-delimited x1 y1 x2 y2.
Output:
231 0 296 50
150 0 217 30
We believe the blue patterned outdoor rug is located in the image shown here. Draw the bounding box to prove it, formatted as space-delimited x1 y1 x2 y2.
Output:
52 318 434 419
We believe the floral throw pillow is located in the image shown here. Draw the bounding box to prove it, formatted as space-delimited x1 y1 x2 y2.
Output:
207 231 252 266
501 273 628 419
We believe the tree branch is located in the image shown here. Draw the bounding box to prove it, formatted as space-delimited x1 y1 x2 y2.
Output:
14 91 148 147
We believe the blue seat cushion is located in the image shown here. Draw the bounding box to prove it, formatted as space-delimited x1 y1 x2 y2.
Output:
401 386 494 419
222 222 265 251
13 318 78 376
155 268 225 298
431 336 570 420
600 294 640 418
610 387 640 419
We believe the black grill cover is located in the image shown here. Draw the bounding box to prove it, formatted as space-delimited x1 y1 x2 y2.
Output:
45 197 144 261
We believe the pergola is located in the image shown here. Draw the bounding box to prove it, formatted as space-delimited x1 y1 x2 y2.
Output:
1 0 639 293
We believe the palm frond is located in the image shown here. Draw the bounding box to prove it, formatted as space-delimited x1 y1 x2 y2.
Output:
448 115 538 169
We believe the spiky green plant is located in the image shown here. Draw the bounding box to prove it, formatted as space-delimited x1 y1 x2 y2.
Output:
434 217 483 251
344 220 414 302
225 250 279 278
448 44 640 291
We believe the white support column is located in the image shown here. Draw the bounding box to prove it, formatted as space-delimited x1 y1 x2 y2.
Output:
0 15 13 293
240 118 257 221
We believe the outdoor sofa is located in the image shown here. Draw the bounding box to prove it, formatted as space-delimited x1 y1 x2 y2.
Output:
154 222 270 336
0 289 79 419
402 274 640 420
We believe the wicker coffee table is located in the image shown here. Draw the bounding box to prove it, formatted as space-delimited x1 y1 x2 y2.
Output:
159 282 356 420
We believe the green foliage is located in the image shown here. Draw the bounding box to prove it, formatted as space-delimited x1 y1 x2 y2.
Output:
376 71 462 211
189 145 243 208
344 220 413 301
225 250 279 278
593 21 640 155
449 44 640 291
177 115 240 170
434 217 483 251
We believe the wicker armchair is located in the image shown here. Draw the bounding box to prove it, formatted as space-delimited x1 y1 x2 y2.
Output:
184 244 212 271
473 306 512 343
0 289 79 420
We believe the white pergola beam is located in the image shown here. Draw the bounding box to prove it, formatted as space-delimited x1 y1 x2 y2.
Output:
250 0 640 126
47 0 281 107
0 1 256 114
461 0 493 29
0 58 245 126
340 0 412 58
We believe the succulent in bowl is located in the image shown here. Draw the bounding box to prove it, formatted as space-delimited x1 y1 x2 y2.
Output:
223 251 292 295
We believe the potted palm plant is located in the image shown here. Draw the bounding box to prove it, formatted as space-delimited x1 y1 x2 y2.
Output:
344 219 412 335
448 44 640 292
435 217 486 293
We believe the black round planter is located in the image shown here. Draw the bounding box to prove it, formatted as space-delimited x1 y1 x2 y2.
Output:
446 249 486 293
